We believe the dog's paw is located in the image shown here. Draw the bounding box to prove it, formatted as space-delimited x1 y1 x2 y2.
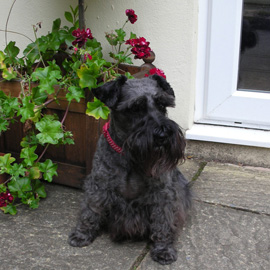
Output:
150 245 177 265
68 230 93 247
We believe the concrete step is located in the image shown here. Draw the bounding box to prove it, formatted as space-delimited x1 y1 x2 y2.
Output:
186 140 270 168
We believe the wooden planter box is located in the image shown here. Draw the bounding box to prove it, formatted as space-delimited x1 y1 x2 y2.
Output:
0 80 104 188
0 61 155 188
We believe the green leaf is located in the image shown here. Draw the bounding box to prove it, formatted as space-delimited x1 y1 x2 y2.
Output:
65 11 73 23
77 65 97 89
20 146 38 167
123 57 133 65
124 72 134 79
129 32 137 40
18 96 35 123
20 133 40 148
32 86 48 105
23 42 39 63
31 63 51 82
52 18 61 32
1 204 17 215
0 184 7 193
86 98 110 120
29 166 41 179
21 192 40 209
0 118 9 132
66 86 85 103
0 92 20 116
36 115 64 145
8 163 26 179
46 32 62 51
31 64 62 95
0 153 15 174
36 36 49 53
85 38 103 57
2 67 17 80
60 131 74 145
0 51 6 69
106 33 118 46
4 41 20 60
32 179 47 198
69 60 82 73
8 177 32 197
115 28 126 43
39 159 58 182
109 51 132 64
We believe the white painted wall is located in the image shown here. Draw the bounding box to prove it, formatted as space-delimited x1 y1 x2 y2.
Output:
0 0 198 131
0 0 76 52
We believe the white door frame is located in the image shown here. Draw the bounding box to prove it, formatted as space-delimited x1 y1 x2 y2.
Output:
186 0 270 147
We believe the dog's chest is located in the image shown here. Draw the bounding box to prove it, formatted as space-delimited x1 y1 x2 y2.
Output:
116 171 147 200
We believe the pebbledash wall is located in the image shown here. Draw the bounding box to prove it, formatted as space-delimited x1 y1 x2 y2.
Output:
0 0 198 132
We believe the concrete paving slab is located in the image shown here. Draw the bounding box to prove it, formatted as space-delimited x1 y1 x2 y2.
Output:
192 162 270 215
177 159 202 182
1 161 269 270
0 184 146 270
138 202 270 270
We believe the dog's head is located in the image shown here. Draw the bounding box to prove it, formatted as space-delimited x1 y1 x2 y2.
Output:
92 75 186 177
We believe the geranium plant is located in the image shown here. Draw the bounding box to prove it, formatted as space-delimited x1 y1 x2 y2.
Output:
0 6 157 215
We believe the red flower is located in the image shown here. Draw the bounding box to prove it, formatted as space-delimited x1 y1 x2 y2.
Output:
0 190 14 207
125 9 138 24
145 68 166 79
72 28 93 48
125 37 151 59
84 53 93 61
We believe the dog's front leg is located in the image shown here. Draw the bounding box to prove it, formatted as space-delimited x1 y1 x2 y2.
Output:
149 205 178 265
68 195 105 247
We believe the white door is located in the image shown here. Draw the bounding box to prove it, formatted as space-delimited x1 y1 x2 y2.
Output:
187 0 270 147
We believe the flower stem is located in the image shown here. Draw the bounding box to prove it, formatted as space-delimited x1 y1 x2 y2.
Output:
61 102 70 126
36 144 49 163
5 0 17 47
0 29 34 43
32 25 46 67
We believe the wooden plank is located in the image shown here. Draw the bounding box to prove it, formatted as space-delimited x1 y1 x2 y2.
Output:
1 120 23 154
52 161 85 188
0 81 21 97
62 111 87 166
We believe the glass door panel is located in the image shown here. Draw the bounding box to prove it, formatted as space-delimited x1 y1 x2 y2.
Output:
238 0 270 92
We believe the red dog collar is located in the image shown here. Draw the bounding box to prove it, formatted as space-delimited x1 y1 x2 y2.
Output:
103 121 123 154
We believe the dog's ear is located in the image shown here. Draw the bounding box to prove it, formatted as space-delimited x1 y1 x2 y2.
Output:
92 75 127 108
151 74 175 97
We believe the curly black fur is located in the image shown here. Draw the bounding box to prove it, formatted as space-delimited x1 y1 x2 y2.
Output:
68 76 191 265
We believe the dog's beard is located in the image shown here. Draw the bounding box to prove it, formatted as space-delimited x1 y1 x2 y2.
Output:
123 121 186 178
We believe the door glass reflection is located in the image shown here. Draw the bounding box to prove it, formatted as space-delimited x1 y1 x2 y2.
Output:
238 0 270 92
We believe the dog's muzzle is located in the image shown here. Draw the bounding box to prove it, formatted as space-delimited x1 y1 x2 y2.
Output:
153 125 172 146
123 118 186 177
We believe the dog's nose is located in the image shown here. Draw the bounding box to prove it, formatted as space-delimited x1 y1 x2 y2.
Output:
154 126 168 140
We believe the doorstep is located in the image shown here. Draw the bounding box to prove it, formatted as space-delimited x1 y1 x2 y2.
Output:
186 140 270 168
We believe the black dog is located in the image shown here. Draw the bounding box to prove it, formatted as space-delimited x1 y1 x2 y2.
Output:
68 75 191 265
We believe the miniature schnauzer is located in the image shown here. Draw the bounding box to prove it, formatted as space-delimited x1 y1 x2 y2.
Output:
68 75 191 265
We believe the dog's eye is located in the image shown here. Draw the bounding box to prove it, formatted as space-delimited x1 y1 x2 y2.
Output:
130 102 146 113
128 97 147 114
155 101 167 113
